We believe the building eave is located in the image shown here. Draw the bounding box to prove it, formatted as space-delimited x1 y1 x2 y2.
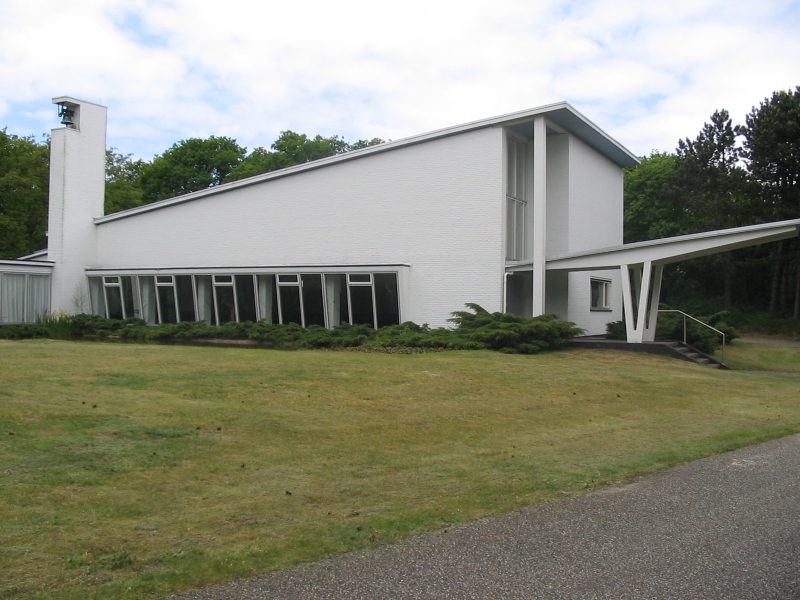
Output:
540 219 800 272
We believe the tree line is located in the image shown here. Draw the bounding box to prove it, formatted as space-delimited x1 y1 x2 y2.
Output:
625 87 800 316
1 88 798 317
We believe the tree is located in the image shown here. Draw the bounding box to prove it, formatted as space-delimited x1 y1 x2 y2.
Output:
226 131 384 182
0 129 49 258
743 88 800 219
104 149 146 215
742 88 800 314
675 110 754 305
139 136 246 203
623 152 684 243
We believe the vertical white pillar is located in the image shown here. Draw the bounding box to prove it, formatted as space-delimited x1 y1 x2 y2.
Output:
643 264 663 342
48 97 107 314
532 115 547 315
634 261 653 343
620 264 636 343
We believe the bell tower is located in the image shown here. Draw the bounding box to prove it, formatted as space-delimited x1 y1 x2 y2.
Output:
47 96 107 313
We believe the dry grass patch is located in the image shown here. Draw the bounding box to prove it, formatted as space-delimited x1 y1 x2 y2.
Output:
1 339 799 599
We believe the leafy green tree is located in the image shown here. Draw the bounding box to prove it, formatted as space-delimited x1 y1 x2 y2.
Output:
104 149 146 214
227 132 384 182
0 129 49 258
623 152 684 243
139 136 246 202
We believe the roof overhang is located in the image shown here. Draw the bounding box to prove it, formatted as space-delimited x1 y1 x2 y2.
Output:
525 219 800 273
0 259 54 273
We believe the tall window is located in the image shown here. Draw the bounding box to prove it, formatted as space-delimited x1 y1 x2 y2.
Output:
506 135 529 261
102 276 135 320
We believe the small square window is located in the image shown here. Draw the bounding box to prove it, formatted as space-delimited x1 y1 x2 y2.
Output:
591 279 611 311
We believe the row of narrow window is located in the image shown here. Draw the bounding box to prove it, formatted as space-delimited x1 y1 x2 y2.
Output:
88 272 401 329
0 272 50 324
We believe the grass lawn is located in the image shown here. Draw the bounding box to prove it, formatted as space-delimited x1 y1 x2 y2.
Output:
2 339 800 599
713 339 800 372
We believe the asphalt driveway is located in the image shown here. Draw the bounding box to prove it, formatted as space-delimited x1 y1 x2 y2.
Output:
169 433 800 599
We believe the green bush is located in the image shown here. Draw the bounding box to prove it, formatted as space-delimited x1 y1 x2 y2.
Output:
0 304 583 354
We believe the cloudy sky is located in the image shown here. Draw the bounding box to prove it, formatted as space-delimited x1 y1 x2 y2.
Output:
1 0 798 160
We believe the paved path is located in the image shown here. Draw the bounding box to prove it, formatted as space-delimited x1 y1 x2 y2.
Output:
169 434 800 600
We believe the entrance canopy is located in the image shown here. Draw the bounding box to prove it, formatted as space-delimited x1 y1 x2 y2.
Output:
514 219 800 343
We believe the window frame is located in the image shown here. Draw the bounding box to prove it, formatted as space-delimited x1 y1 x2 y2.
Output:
590 278 612 311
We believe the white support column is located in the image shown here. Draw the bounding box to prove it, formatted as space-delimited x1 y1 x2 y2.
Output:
632 264 642 314
620 264 636 343
620 261 659 343
634 261 653 343
643 264 663 342
532 115 547 315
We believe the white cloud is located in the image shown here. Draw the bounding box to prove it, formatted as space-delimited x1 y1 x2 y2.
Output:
0 0 797 158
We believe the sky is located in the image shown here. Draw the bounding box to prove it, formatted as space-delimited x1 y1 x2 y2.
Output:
1 0 798 161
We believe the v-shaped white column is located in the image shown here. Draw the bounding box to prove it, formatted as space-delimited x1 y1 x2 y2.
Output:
620 261 663 343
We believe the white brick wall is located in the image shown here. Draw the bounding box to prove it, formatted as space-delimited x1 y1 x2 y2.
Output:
95 128 504 328
566 134 624 335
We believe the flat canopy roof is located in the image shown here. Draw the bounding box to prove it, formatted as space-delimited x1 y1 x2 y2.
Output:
95 102 638 225
531 219 800 272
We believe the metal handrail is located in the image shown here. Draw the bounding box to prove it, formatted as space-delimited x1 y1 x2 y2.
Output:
657 309 726 365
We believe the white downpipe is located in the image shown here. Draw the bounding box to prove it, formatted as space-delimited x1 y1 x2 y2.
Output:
503 272 512 313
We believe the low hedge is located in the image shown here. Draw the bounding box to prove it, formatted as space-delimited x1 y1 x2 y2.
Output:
0 304 583 355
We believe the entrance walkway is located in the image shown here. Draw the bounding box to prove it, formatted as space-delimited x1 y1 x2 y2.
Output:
168 434 800 600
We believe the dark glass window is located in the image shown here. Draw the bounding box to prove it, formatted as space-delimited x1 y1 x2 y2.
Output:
349 285 375 327
215 286 236 324
105 286 123 320
279 285 302 325
121 276 135 319
157 285 178 324
235 275 257 322
176 276 196 322
374 273 400 327
301 274 326 327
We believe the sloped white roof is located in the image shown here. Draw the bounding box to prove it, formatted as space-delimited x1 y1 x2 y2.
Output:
95 102 638 225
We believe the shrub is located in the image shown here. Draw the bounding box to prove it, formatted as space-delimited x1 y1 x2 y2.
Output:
0 304 583 354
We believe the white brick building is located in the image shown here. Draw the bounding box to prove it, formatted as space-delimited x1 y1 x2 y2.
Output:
4 96 798 340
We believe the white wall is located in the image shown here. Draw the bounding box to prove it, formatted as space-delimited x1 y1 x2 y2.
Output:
48 98 106 314
566 134 624 335
545 133 570 258
95 128 504 327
